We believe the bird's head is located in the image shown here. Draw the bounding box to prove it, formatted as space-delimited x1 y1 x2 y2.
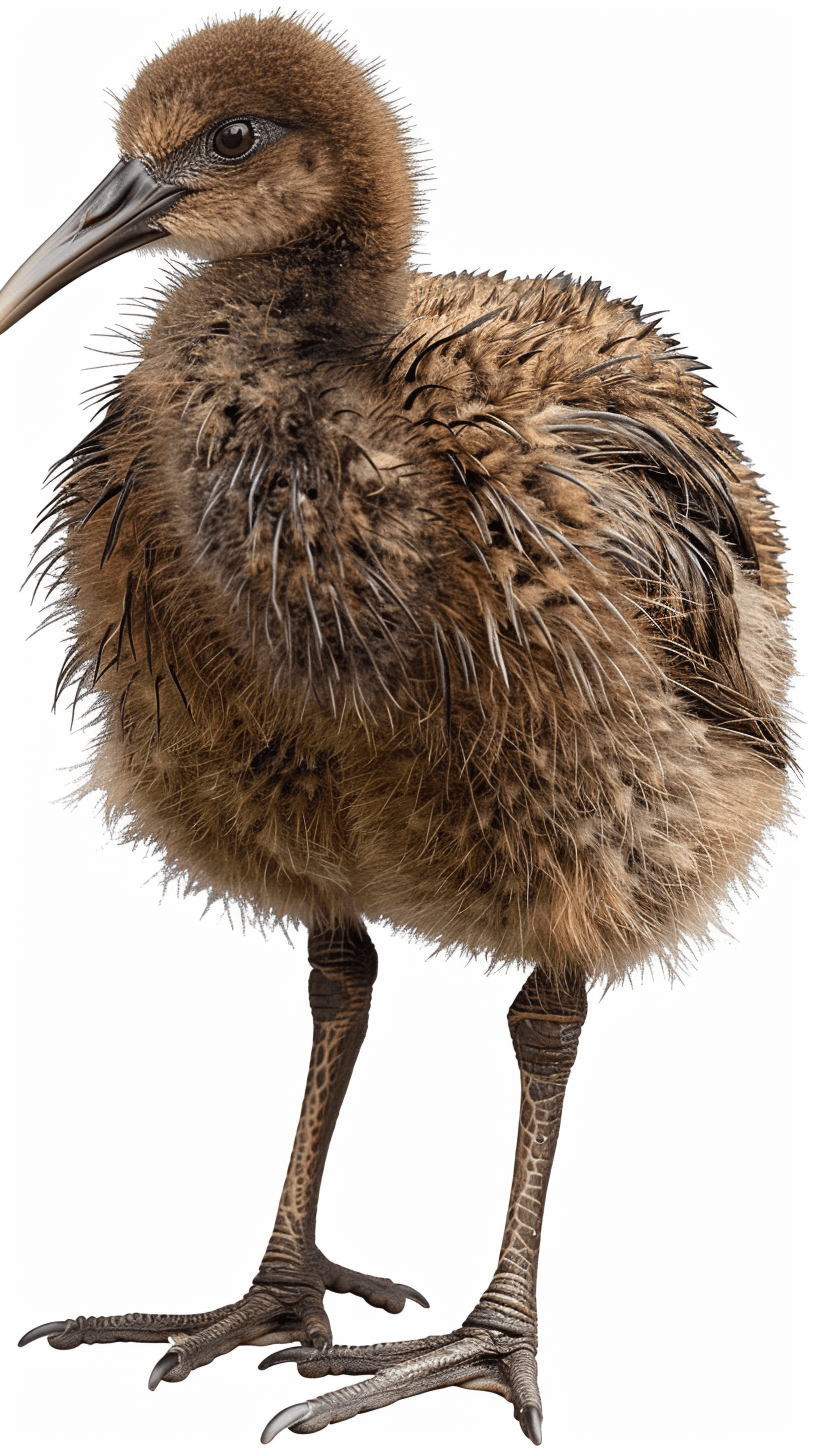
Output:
0 15 418 334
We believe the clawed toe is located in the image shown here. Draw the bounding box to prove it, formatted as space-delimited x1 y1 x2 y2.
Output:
260 1328 543 1442
16 1288 312 1380
19 1318 89 1351
314 1254 429 1314
259 1329 457 1377
18 1321 71 1348
261 1402 317 1444
394 1282 430 1309
520 1404 543 1445
16 1264 423 1390
148 1350 182 1390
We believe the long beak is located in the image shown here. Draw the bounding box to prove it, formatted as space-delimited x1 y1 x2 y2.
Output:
0 158 188 336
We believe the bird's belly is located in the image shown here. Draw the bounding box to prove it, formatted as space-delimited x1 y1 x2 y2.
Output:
341 694 790 980
89 683 363 927
87 618 789 980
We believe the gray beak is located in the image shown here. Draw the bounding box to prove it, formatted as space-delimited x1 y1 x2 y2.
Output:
0 158 188 336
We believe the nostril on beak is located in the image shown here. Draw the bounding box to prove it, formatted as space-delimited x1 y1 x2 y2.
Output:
81 172 139 229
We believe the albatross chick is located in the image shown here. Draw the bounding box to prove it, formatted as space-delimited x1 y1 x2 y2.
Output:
1 13 793 1447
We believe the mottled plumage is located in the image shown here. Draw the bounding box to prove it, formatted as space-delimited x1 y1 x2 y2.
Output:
3 12 793 1447
40 261 792 979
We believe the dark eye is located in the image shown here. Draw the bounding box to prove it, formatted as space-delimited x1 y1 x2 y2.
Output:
212 120 256 160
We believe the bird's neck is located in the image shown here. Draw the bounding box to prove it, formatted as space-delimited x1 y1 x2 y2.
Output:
264 231 411 340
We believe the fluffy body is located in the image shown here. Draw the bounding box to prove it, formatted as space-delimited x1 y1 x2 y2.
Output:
41 260 792 982
7 12 798 1442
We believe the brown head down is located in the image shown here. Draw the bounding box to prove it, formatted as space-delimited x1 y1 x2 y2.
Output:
2 14 794 980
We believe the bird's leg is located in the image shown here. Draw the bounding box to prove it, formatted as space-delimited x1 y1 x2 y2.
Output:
461 964 587 1347
249 920 428 1331
19 921 427 1385
260 965 587 1446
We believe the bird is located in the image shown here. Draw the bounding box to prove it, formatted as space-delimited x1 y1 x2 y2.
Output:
0 11 794 1448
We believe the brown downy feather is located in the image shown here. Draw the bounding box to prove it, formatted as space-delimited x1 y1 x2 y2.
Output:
32 16 793 983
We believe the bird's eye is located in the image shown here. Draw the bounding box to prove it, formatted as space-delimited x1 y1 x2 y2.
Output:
212 121 256 160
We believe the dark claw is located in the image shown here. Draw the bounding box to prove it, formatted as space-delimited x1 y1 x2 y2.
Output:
395 1282 430 1309
148 1349 181 1390
261 1401 315 1444
258 1345 305 1371
520 1405 543 1445
18 1321 70 1348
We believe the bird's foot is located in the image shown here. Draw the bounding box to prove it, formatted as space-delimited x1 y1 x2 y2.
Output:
259 1325 543 1445
18 1250 428 1388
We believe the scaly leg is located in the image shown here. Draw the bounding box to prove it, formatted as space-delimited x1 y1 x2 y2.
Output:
260 963 587 1444
19 921 426 1386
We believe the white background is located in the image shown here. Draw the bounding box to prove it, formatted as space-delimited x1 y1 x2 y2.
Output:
0 3 812 1454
